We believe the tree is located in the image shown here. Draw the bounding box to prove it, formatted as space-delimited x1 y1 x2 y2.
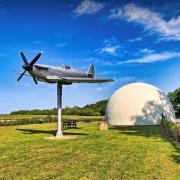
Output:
168 88 180 115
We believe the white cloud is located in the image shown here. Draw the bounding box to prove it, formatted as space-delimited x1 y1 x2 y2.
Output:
56 43 67 47
118 52 180 64
138 48 154 55
95 38 120 56
128 37 143 42
98 45 120 56
74 0 104 16
109 3 180 41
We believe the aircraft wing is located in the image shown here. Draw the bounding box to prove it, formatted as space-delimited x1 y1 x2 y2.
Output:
46 76 114 83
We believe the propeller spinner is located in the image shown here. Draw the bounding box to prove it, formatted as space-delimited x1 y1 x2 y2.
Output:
17 51 42 84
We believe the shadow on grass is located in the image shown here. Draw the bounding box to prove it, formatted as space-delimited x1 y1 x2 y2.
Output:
109 125 165 139
171 143 180 164
16 128 89 136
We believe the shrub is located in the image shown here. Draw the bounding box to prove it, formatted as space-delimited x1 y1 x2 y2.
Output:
161 119 180 142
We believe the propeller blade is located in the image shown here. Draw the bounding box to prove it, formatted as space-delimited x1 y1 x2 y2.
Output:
20 51 28 65
17 70 26 82
32 75 38 85
30 52 42 65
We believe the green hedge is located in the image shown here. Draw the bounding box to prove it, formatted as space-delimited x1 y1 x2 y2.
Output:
0 117 57 126
161 119 180 142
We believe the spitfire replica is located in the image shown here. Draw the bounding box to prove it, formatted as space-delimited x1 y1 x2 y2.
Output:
17 51 113 137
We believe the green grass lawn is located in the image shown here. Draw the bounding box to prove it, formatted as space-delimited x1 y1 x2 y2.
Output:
0 122 179 179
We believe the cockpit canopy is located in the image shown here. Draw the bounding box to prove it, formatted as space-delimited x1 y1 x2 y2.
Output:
59 64 71 70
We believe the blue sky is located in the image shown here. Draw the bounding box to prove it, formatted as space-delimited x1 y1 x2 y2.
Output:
0 0 179 113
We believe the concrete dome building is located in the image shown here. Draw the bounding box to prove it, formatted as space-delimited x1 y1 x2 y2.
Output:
106 82 175 125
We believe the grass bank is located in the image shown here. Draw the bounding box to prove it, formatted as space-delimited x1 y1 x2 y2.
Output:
0 122 179 179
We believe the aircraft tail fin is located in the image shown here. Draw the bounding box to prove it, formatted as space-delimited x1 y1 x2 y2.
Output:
88 64 94 78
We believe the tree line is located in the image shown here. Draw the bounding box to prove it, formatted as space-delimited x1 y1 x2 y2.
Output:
10 100 108 116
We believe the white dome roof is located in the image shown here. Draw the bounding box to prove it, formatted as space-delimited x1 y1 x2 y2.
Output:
106 82 175 125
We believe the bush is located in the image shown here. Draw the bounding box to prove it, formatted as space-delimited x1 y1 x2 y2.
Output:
161 119 180 142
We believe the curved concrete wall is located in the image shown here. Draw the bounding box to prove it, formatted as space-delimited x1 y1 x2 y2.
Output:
106 83 175 126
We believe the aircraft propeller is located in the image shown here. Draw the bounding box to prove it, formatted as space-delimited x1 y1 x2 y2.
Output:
17 51 42 84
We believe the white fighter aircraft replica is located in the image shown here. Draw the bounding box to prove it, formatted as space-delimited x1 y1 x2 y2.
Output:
17 51 113 84
17 51 114 138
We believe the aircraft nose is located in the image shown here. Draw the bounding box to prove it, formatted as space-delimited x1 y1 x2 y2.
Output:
23 64 33 71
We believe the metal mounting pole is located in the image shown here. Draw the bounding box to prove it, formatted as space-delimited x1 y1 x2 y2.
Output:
56 82 63 137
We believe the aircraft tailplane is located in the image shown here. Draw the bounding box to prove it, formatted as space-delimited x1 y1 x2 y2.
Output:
88 64 94 78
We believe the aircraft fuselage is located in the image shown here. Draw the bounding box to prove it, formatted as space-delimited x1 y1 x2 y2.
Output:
30 64 89 83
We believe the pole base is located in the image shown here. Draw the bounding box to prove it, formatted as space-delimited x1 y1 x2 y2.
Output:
44 135 77 140
56 131 63 137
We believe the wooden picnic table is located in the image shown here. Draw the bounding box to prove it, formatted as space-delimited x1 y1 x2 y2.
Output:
63 119 77 128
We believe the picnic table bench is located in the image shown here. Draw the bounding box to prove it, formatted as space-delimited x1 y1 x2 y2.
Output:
63 119 77 128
